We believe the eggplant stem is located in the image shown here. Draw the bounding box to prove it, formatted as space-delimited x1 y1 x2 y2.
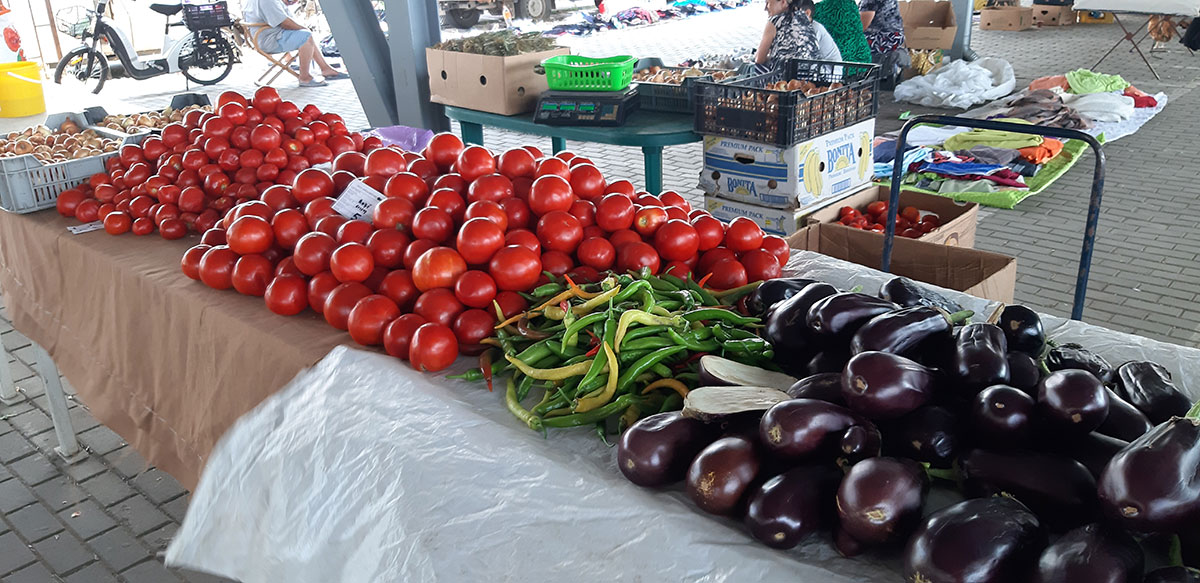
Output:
1185 400 1200 420
947 310 974 325
985 303 1006 325
1169 534 1184 567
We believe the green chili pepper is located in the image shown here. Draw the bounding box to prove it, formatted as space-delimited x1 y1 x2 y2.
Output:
681 308 760 326
712 326 759 341
660 274 687 289
666 329 719 352
623 325 670 343
647 276 677 292
563 311 608 347
657 300 683 312
615 311 687 350
616 345 687 395
506 378 544 433
618 348 653 366
650 363 672 378
533 391 569 416
683 277 720 306
621 335 676 352
532 282 564 298
658 392 683 413
712 280 763 303
612 279 652 304
722 338 771 353
542 395 635 428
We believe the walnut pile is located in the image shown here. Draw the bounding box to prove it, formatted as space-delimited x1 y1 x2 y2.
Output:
95 104 210 133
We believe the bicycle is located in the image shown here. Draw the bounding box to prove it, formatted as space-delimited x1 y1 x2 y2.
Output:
54 0 236 94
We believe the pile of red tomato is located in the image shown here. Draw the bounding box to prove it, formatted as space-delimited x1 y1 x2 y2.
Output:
838 200 942 239
55 89 792 373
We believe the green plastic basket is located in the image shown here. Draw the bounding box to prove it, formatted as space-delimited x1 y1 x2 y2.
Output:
541 55 637 92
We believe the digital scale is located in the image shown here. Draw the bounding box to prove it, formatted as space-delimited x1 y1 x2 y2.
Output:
533 88 640 127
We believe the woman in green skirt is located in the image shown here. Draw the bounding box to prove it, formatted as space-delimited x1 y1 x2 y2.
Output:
813 0 871 63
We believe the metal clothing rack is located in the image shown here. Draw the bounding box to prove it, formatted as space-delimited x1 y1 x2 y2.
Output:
882 115 1107 321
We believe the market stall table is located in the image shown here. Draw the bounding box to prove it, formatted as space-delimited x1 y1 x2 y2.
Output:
1074 0 1200 80
443 105 700 195
0 210 349 490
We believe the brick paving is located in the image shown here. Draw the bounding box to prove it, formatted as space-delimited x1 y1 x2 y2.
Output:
4 5 1200 581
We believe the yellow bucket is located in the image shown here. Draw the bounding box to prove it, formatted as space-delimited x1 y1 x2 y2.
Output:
0 62 47 118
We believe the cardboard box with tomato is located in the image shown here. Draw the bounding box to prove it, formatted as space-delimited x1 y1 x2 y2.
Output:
801 185 979 247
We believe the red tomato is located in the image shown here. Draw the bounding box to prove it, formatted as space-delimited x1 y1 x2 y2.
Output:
608 228 643 250
366 229 410 269
498 198 528 230
264 274 308 315
706 259 749 290
336 219 373 245
617 241 661 275
536 211 583 254
220 101 247 126
582 225 605 240
383 172 429 205
723 217 764 253
303 197 337 226
132 217 155 236
252 87 280 114
535 157 571 181
568 164 606 201
232 254 273 296
453 309 496 350
291 168 334 205
412 246 468 291
426 188 467 223
540 251 574 277
199 246 238 289
595 193 636 232
505 229 541 255
324 282 372 330
665 207 689 222
513 176 533 200
403 238 438 271
364 148 407 177
454 270 497 309
528 175 574 216
456 218 506 265
409 323 459 372
201 227 227 246
411 207 454 243
901 206 921 223
653 219 700 262
332 151 366 175
227 215 274 255
467 174 514 205
698 247 737 275
662 261 691 278
488 245 541 292
494 290 527 319
465 200 510 231
367 199 412 233
691 215 726 251
422 133 465 172
760 235 790 268
347 295 401 346
497 148 536 179
431 173 468 196
523 145 544 159
181 244 210 280
271 209 309 250
633 206 668 237
103 211 132 235
329 243 375 283
636 193 663 207
414 288 465 327
383 314 428 360
159 218 187 240
217 90 248 108
56 189 86 217
740 249 782 282
605 180 636 197
293 232 337 275
568 200 596 228
453 146 496 182
576 237 615 271
306 271 340 314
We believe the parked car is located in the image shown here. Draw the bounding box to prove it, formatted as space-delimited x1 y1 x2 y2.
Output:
439 0 557 28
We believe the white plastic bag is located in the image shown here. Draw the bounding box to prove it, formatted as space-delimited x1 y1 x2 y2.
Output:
893 57 1017 109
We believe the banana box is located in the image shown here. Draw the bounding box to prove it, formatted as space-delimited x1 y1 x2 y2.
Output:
698 119 875 210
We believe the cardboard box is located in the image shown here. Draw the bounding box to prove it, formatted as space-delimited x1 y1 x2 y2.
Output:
1033 4 1074 26
899 1 958 50
786 223 1017 304
704 194 808 236
980 7 1034 30
1076 10 1113 24
698 118 875 210
426 47 569 116
801 185 980 247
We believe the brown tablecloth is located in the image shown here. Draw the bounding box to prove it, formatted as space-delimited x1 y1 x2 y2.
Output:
0 210 347 490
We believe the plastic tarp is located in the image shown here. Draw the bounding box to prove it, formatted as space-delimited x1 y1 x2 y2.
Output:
893 57 1017 110
166 250 1200 582
1074 0 1200 16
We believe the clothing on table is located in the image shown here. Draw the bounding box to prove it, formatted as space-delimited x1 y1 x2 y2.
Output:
1010 159 1040 177
767 9 820 68
938 179 1004 194
859 0 905 54
919 161 1007 177
997 89 1091 130
1029 75 1070 92
1065 69 1130 95
242 0 307 53
902 125 972 147
1067 93 1135 123
935 168 1028 189
814 0 871 63
1017 138 1063 164
941 120 1044 152
954 145 1020 166
875 146 932 178
1123 87 1159 108
813 21 843 62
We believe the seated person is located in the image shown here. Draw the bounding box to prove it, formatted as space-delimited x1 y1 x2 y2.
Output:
799 0 842 62
755 0 820 72
242 0 347 87
858 0 906 59
813 0 871 63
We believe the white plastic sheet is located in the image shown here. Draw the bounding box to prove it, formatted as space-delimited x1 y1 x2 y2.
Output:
167 250 1200 582
893 57 1017 109
1074 0 1200 16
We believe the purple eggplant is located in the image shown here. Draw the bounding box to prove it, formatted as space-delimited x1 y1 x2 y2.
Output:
1098 417 1200 534
1038 370 1110 434
1047 343 1114 384
1049 432 1130 480
884 406 960 468
905 497 1047 583
617 412 720 487
952 323 1010 393
1116 361 1191 424
685 435 761 516
970 385 1035 450
880 276 963 313
1097 388 1154 442
758 399 881 466
834 523 866 558
1146 567 1200 583
961 449 1098 531
849 306 971 357
1032 523 1144 583
748 277 819 316
841 351 935 420
806 349 851 376
999 304 1046 356
786 373 844 404
763 282 837 355
1007 352 1042 396
744 464 840 549
836 457 927 547
806 292 898 339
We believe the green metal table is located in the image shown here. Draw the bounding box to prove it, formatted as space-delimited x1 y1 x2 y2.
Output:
443 106 700 195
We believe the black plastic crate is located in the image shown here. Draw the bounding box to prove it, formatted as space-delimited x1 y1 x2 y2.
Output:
693 59 879 147
183 1 232 30
634 67 738 114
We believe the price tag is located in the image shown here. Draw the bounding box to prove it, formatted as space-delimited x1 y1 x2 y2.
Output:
67 221 105 235
331 179 387 221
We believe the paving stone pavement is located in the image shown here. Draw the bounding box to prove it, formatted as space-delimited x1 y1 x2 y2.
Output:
4 7 1200 581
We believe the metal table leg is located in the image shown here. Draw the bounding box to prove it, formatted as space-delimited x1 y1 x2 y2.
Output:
30 344 85 464
642 146 664 195
551 136 567 154
459 121 485 146
1094 15 1160 81
0 341 20 406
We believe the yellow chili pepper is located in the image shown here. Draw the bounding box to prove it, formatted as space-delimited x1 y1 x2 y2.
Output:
565 275 602 299
533 289 577 312
575 342 618 413
571 284 621 316
504 354 593 380
640 378 690 400
614 310 686 351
